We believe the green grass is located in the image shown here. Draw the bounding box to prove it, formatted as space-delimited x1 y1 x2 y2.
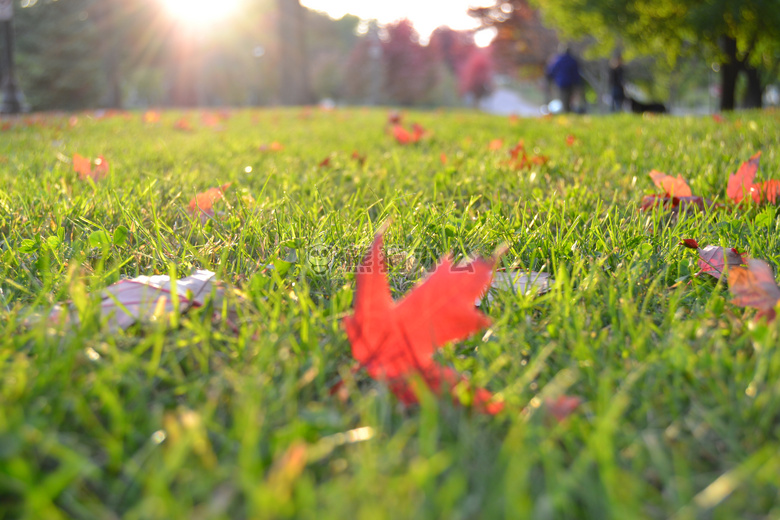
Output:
1 107 780 519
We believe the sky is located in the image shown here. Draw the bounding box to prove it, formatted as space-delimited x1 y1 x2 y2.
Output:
300 0 496 46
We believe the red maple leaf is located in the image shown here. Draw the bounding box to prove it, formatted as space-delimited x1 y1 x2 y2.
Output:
343 231 503 414
392 125 412 144
387 110 402 125
92 155 110 180
188 183 231 216
143 110 161 124
201 112 221 128
392 123 425 145
74 153 109 181
259 141 284 152
506 140 547 170
649 170 692 198
762 180 780 204
727 151 762 204
488 138 503 151
174 117 193 132
728 259 780 322
73 153 92 179
641 171 720 214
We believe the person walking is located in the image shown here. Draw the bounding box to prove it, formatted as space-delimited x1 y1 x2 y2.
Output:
545 44 582 113
609 52 626 112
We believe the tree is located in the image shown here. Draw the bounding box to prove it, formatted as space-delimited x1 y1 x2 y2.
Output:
380 19 437 106
428 26 476 77
15 0 104 110
468 0 558 77
516 0 780 110
277 0 312 105
305 11 360 101
458 48 494 105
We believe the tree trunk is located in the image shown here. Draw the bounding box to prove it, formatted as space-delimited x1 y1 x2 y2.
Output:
0 1 27 113
719 36 739 111
277 0 311 105
170 28 198 107
95 0 122 108
742 64 763 109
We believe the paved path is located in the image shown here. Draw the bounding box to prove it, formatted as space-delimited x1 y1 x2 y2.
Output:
478 87 541 116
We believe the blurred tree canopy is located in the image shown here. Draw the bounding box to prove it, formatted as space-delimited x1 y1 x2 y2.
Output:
472 0 780 110
536 0 778 110
9 0 491 110
468 0 557 77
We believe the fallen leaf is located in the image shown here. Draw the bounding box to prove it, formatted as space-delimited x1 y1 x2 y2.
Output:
50 270 235 331
260 141 284 152
479 270 552 305
545 395 581 422
143 110 161 123
343 231 503 414
681 239 747 279
174 117 193 131
387 110 402 125
73 153 92 179
392 123 425 145
92 155 110 179
507 140 547 170
649 170 692 197
760 179 780 204
728 259 780 322
697 245 746 279
509 141 525 160
727 151 761 204
189 183 231 217
74 153 109 181
488 138 504 151
351 150 366 165
201 112 221 128
640 193 719 214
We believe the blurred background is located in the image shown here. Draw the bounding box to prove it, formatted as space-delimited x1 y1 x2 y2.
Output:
1 0 779 114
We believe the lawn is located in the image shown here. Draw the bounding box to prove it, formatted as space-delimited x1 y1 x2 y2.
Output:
1 108 779 519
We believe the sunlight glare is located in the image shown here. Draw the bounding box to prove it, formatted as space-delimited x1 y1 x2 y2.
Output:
161 0 242 27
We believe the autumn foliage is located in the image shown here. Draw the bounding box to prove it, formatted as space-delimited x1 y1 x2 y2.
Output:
73 153 109 181
189 183 232 217
343 231 503 414
726 152 780 205
729 259 780 323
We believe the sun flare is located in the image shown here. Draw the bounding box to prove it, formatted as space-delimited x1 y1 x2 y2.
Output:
161 0 242 27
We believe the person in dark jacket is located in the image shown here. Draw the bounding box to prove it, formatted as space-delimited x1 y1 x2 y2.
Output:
609 52 625 112
545 45 582 113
